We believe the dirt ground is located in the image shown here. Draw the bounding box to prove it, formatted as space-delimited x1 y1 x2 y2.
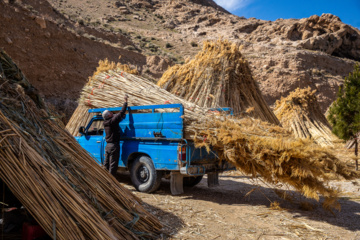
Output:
116 171 360 240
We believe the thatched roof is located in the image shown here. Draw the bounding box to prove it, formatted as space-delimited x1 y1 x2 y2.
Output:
76 66 358 211
0 50 161 239
157 39 280 125
274 87 339 147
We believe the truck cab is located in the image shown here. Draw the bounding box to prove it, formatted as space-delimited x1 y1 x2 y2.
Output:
75 104 234 194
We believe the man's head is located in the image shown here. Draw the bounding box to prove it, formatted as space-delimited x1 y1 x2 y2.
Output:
102 110 113 120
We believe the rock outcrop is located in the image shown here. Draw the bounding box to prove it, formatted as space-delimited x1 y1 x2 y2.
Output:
247 14 360 61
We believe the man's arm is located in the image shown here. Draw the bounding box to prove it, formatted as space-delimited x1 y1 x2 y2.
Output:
112 101 128 123
112 95 128 123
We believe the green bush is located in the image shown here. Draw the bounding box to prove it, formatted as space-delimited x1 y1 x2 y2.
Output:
328 64 360 141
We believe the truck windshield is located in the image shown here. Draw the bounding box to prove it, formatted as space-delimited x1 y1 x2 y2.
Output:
87 119 104 136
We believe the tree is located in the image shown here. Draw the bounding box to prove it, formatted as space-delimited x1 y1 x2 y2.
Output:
328 64 360 169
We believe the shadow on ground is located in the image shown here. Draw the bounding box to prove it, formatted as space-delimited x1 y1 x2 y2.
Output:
115 172 184 238
116 172 360 233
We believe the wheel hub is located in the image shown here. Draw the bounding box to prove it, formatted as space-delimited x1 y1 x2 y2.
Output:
137 165 150 183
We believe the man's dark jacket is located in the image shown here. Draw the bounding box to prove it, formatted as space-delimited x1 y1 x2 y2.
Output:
103 102 127 143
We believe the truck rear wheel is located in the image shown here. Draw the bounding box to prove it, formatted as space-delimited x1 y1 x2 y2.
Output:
183 176 203 187
130 155 162 193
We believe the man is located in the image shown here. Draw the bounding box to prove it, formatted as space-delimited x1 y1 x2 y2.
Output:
102 94 128 176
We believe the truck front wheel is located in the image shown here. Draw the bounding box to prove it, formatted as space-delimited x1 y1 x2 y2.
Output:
130 155 162 193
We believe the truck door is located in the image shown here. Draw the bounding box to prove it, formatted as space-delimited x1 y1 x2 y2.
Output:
77 118 104 165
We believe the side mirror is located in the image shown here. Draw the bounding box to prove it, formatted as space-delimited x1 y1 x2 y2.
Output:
79 126 85 135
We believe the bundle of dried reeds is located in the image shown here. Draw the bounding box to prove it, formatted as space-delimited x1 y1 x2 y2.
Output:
66 59 139 136
0 50 161 239
66 104 96 136
274 87 339 147
157 39 279 125
79 68 358 211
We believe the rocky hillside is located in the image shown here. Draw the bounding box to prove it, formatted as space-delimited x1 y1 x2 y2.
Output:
1 0 359 119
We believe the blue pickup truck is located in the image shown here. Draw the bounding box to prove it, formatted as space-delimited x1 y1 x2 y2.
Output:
75 104 234 194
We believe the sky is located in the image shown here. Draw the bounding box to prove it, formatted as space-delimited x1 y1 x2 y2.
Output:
214 0 360 29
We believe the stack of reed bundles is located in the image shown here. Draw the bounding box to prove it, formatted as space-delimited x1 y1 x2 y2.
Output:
67 59 139 136
0 50 161 239
79 67 358 211
274 87 339 147
157 39 279 125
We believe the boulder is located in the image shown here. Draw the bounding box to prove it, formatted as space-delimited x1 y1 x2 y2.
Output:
35 16 46 29
246 14 360 61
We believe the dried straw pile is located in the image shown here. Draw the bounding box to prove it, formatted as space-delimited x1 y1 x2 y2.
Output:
79 68 358 211
66 59 139 136
157 39 279 125
0 50 161 239
274 87 339 147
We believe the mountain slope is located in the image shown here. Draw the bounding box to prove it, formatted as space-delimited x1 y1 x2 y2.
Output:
1 0 359 119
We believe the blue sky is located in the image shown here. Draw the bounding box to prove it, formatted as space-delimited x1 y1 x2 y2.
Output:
214 0 360 29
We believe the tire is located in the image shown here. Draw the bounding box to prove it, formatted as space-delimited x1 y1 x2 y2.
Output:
183 176 203 187
130 155 162 193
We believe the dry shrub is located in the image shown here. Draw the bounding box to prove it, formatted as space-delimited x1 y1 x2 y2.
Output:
270 201 282 210
93 58 139 77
